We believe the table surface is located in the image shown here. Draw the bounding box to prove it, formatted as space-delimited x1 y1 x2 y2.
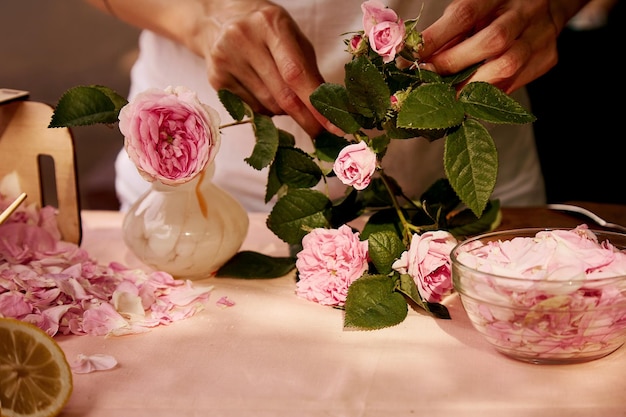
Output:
57 204 626 417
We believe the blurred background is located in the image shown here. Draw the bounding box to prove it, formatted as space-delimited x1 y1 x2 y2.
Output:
1 0 624 210
1 0 139 210
527 0 624 205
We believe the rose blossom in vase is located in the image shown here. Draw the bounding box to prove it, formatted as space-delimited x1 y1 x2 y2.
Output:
119 86 249 280
118 85 221 185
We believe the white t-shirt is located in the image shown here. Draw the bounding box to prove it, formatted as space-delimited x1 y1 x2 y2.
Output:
116 0 545 212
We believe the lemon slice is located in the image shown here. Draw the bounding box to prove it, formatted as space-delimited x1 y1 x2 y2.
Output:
0 318 73 417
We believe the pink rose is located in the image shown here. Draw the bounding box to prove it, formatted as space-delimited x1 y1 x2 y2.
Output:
119 85 221 185
295 225 369 307
361 0 399 34
390 89 409 111
347 33 367 56
392 230 458 303
361 0 405 63
333 141 377 190
390 94 399 108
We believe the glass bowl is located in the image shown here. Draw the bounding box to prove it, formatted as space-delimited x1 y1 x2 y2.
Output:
451 227 626 364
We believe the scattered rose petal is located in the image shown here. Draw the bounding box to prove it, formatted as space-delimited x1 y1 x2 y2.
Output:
216 296 236 308
0 191 213 337
71 353 118 374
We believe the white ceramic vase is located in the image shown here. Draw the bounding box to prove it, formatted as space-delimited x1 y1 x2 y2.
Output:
122 163 249 280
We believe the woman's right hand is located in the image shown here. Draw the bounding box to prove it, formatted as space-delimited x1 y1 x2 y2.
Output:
188 0 333 137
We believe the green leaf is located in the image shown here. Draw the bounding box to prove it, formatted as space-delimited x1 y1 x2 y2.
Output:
217 89 251 121
49 85 128 127
425 302 451 319
265 161 283 203
344 274 408 330
361 208 403 240
329 188 363 227
313 131 351 162
278 129 296 147
369 133 390 154
414 69 442 84
420 178 461 214
215 251 296 278
397 273 423 307
345 55 390 121
447 199 502 238
310 83 362 134
245 113 279 170
266 189 332 245
408 207 438 229
357 177 395 208
383 119 447 141
444 119 498 217
367 231 405 275
274 147 322 188
441 62 481 86
459 82 536 124
396 274 451 319
397 83 465 130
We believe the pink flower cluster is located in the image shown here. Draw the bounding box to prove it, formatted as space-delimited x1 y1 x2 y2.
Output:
334 1 426 191
0 195 213 337
295 225 369 307
295 224 461 308
455 225 626 359
119 85 221 186
361 0 406 63
392 231 458 303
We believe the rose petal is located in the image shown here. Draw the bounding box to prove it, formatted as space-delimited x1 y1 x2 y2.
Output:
71 353 118 374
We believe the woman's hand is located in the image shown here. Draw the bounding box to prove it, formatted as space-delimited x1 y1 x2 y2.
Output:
418 0 590 93
190 0 332 136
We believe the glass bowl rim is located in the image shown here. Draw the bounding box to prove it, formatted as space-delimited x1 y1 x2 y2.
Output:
450 227 626 283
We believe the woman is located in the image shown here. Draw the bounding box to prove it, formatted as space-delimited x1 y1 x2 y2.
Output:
86 0 590 212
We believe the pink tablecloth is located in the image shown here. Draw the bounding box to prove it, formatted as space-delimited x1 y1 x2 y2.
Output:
57 211 626 417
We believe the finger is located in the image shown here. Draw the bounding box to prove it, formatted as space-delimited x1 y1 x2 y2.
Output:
264 23 341 136
210 71 283 117
206 21 286 115
207 4 342 137
257 44 326 136
464 42 530 92
424 9 527 75
465 34 556 94
419 0 500 59
213 43 331 137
